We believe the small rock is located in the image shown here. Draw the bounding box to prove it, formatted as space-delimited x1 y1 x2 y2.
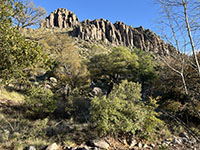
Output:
64 146 72 150
161 142 169 147
50 77 57 83
86 139 109 149
137 142 143 148
172 137 182 145
44 84 52 89
165 138 171 142
130 139 137 147
46 143 59 150
27 146 37 150
91 87 102 96
150 143 155 147
143 144 150 148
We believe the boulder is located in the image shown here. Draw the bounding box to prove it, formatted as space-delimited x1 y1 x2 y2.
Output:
27 146 37 150
86 139 109 149
91 87 102 96
46 143 59 150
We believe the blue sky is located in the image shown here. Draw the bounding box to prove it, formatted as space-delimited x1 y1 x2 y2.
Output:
31 0 159 32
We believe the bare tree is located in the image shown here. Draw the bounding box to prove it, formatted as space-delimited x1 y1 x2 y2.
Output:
156 0 200 127
13 0 46 28
157 0 200 74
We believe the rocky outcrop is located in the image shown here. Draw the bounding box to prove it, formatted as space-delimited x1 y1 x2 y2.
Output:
72 19 177 56
42 8 177 56
41 8 79 28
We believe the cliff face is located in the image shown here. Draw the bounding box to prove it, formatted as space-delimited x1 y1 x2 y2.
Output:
41 8 79 28
42 8 177 56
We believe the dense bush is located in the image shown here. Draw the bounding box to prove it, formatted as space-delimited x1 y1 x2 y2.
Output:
0 0 49 84
156 56 200 124
25 87 57 118
90 80 163 139
88 47 139 84
64 88 90 121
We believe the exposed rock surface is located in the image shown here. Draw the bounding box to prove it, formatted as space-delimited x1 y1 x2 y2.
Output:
42 8 79 28
72 19 177 56
42 8 177 56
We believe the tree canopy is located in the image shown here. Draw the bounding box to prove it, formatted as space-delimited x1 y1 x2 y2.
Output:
88 47 157 85
13 0 47 28
0 0 48 84
88 47 139 84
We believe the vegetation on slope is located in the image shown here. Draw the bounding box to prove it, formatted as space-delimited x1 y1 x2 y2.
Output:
0 0 200 149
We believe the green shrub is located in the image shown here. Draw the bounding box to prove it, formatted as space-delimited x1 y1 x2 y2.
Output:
65 88 90 121
25 87 57 118
90 80 163 138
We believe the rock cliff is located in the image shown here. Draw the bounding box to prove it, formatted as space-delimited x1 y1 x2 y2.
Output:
42 8 177 56
41 8 79 28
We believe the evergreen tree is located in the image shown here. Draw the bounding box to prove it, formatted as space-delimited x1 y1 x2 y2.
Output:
0 0 48 84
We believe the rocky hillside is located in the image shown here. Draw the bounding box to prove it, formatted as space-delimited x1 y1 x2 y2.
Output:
41 8 177 56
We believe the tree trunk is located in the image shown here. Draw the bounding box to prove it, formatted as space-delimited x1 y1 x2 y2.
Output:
182 0 200 77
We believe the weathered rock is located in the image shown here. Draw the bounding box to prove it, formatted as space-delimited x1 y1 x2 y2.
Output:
150 143 155 147
27 146 37 150
72 19 177 56
46 143 59 150
129 139 137 147
44 84 52 89
43 8 79 28
143 144 151 149
49 77 57 83
137 142 143 148
91 87 102 96
86 139 109 149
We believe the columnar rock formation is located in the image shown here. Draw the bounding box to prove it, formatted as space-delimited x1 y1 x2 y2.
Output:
41 8 79 28
72 19 176 56
42 8 177 56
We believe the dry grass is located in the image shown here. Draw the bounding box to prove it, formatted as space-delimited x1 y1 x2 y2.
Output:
0 87 24 105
